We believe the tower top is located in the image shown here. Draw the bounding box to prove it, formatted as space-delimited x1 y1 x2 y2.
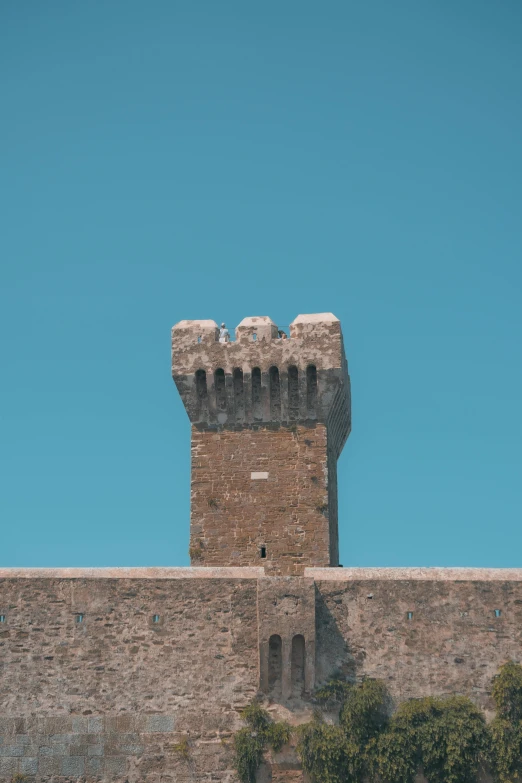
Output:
172 312 343 365
171 312 350 457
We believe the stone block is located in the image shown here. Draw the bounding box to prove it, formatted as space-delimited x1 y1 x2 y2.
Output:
0 757 18 776
108 732 143 755
49 742 68 756
104 755 127 775
87 716 104 734
0 745 23 757
71 716 89 733
69 742 88 756
0 720 14 736
105 714 135 733
38 756 61 775
145 715 175 733
86 755 104 775
20 756 38 775
40 716 72 735
61 755 85 776
50 732 73 744
87 743 104 756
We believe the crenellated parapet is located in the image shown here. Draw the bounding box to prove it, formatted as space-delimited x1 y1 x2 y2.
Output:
171 313 351 459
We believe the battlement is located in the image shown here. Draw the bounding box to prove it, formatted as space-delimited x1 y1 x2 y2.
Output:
172 313 351 458
171 313 345 373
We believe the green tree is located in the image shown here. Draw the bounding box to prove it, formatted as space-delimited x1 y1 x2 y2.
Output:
489 662 522 782
375 696 488 783
233 701 291 783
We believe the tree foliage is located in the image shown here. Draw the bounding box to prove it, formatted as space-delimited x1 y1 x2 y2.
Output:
233 701 290 783
489 662 522 782
298 678 387 782
340 677 390 744
493 662 522 722
233 663 522 783
297 719 361 783
314 678 353 707
375 695 488 783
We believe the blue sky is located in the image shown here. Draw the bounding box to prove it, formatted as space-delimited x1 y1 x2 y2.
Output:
1 1 522 568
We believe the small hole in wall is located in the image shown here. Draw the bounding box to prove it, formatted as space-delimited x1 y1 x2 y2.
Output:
407 611 413 620
75 614 84 624
152 614 160 624
367 594 373 600
252 333 257 341
495 609 502 618
197 336 202 343
260 546 267 559
0 615 5 623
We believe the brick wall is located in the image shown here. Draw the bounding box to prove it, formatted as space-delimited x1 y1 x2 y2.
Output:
190 424 335 574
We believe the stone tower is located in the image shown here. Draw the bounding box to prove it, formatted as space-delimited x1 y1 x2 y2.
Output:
171 313 351 574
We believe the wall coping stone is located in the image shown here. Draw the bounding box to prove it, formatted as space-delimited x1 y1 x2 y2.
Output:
305 567 522 581
0 566 265 580
1 566 522 581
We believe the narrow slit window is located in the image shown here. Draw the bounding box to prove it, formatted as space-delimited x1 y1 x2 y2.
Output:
0 615 5 623
252 367 262 420
407 611 413 621
76 614 84 624
495 609 502 618
152 614 160 624
214 368 226 411
260 546 267 559
306 364 318 417
197 336 202 343
252 333 257 341
233 368 244 420
288 365 299 419
269 366 281 418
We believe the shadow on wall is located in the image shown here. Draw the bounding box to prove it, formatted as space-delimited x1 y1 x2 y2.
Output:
266 588 356 701
314 586 356 686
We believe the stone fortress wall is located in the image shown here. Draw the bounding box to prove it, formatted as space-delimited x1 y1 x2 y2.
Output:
1 568 521 782
1 314 520 782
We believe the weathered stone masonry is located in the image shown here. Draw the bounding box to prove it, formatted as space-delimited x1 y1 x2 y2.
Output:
190 425 332 573
2 568 522 781
1 313 521 782
0 569 260 781
172 314 350 574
